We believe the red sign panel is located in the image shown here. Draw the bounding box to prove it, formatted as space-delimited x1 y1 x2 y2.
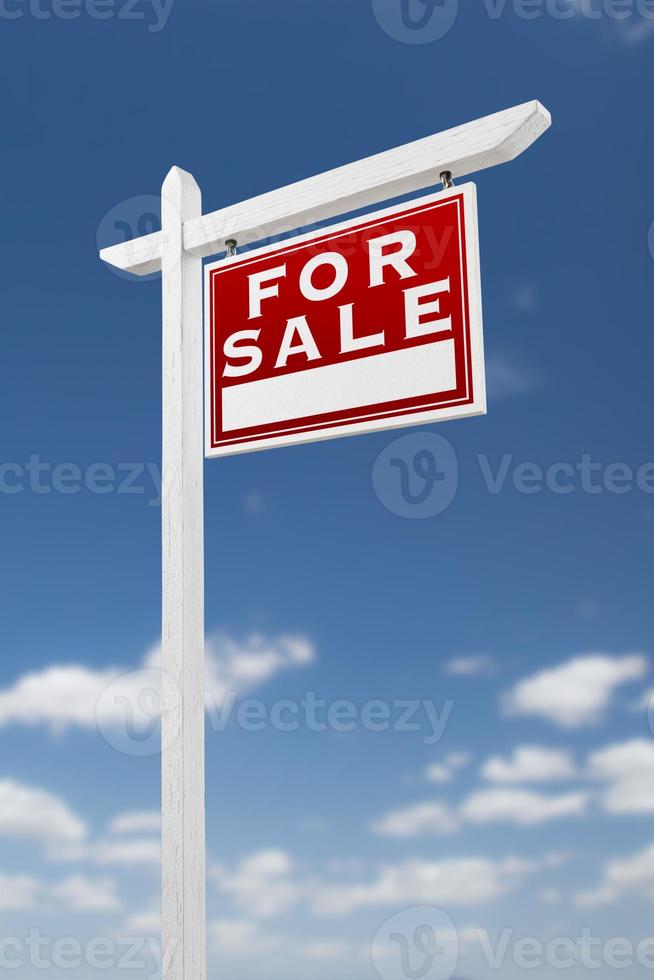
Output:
205 184 485 457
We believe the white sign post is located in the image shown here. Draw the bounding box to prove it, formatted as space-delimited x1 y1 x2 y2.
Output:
160 168 205 980
99 100 550 980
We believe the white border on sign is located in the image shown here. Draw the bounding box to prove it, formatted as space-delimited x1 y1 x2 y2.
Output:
203 182 486 458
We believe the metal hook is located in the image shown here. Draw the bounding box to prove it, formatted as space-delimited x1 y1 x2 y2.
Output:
440 171 454 189
225 238 238 257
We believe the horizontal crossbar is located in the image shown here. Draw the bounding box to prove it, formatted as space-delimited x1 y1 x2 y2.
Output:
99 100 551 276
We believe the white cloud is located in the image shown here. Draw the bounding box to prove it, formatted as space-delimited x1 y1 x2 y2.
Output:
443 654 496 677
0 874 41 910
212 850 303 918
372 777 587 836
617 19 654 42
503 654 648 728
313 855 540 915
208 918 353 963
512 283 538 312
575 842 654 907
49 875 121 911
0 781 157 873
635 686 654 711
212 848 551 925
124 908 160 934
373 737 654 841
481 746 577 784
587 739 654 815
204 633 314 701
371 802 458 837
109 811 160 835
426 752 471 784
240 850 293 877
0 632 315 734
0 873 120 912
424 765 450 784
485 354 539 400
459 788 590 826
575 886 616 908
588 738 654 779
0 779 87 844
209 919 279 957
49 837 160 868
297 817 328 834
548 2 654 43
244 491 265 515
91 837 161 867
301 940 352 961
326 858 364 875
539 888 562 905
0 666 121 732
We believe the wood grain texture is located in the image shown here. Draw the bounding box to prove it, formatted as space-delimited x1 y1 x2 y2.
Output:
100 100 551 275
160 167 205 980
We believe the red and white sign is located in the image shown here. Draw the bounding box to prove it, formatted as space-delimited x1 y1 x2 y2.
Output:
205 183 485 457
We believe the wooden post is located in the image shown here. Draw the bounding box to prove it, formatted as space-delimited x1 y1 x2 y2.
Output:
160 166 205 980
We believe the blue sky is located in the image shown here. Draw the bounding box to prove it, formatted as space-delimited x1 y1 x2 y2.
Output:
2 0 654 977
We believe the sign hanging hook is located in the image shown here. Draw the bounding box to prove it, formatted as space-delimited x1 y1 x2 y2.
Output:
440 170 454 189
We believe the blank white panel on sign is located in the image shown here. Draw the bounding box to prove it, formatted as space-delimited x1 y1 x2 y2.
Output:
222 339 456 432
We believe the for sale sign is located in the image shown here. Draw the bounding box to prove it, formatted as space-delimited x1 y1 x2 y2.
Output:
205 184 485 457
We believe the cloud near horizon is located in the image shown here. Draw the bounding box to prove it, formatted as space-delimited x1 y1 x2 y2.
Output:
502 654 648 728
212 847 551 920
0 631 316 735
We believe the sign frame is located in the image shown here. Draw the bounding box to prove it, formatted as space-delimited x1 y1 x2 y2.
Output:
204 182 486 458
